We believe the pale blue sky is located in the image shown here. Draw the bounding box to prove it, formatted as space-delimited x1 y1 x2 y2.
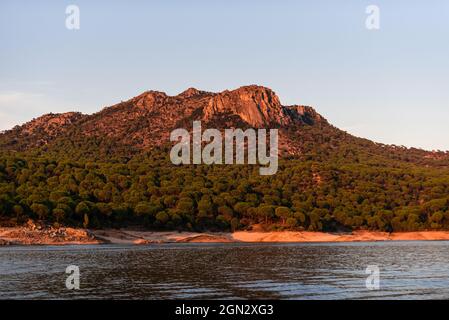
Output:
1 0 448 150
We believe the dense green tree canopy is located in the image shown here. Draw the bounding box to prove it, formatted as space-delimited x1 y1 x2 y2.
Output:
1 144 449 232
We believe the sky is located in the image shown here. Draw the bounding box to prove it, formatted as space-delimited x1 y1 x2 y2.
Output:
0 0 448 151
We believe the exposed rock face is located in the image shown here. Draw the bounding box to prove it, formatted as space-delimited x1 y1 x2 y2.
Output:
204 85 286 127
132 91 168 110
177 87 208 98
203 85 323 127
284 105 325 125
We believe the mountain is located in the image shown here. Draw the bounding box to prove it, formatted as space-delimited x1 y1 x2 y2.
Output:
1 85 449 232
1 85 447 164
0 85 325 155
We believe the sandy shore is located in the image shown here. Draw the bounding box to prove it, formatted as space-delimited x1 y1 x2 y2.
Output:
2 226 449 246
96 229 449 244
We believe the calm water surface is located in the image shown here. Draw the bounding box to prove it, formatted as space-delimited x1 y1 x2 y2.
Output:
1 241 449 299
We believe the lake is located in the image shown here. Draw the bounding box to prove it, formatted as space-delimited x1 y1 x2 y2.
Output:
1 241 449 299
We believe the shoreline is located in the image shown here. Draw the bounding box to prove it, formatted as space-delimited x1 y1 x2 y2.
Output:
2 226 449 246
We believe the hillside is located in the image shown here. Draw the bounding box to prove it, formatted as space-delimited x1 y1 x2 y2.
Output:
0 86 328 159
1 85 449 232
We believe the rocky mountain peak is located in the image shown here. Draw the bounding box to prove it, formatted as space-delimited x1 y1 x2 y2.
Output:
203 85 288 127
0 85 328 153
178 87 204 98
132 90 168 110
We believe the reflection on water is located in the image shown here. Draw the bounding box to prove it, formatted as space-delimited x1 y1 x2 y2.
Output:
1 241 449 299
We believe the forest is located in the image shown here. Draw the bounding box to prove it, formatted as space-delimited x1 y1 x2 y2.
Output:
1 143 449 232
